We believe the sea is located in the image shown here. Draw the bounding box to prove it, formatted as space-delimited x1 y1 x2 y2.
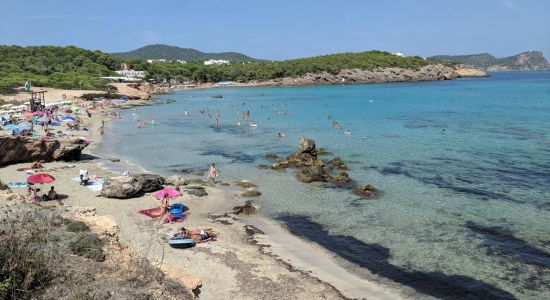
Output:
97 71 550 299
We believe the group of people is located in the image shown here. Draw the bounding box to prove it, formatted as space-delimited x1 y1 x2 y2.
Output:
27 185 58 202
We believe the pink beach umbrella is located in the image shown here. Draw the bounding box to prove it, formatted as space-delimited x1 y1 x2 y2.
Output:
32 111 44 116
153 188 181 200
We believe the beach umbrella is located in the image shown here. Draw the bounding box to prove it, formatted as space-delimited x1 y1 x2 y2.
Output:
62 116 75 122
32 111 44 116
23 112 33 119
51 120 61 126
153 188 181 200
27 173 56 184
3 124 18 131
38 117 50 123
17 122 31 130
0 116 8 121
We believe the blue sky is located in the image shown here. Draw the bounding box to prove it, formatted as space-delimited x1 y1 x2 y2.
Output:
1 0 549 60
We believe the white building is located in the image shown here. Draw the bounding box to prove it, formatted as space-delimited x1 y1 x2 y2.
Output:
393 52 405 57
114 69 146 79
204 59 230 65
147 59 167 63
175 59 187 64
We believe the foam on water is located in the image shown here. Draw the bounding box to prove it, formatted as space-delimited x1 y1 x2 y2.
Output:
97 72 550 299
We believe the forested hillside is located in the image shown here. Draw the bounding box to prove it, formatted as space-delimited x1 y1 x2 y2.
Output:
1 45 436 93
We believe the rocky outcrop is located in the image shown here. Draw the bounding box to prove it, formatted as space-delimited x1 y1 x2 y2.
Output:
353 184 378 198
453 67 489 77
296 166 329 183
271 137 319 170
430 51 550 71
233 200 256 215
241 190 262 197
328 156 347 170
182 186 208 197
101 176 144 199
165 175 188 186
0 136 89 166
329 172 351 184
132 174 164 192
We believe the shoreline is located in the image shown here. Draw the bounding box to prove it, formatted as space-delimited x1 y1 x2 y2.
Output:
1 95 403 299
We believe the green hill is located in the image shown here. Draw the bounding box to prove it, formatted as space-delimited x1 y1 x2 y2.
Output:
0 45 436 94
429 51 550 71
112 44 257 62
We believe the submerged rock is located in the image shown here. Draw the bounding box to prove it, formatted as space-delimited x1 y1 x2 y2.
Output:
101 176 143 199
329 171 351 183
265 152 278 159
353 184 378 198
296 166 329 183
233 200 256 215
241 190 262 197
328 156 347 170
317 147 327 156
187 178 209 186
257 164 269 169
133 174 164 192
236 181 257 188
0 136 89 166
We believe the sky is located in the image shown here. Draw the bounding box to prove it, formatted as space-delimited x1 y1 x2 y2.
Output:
1 0 549 60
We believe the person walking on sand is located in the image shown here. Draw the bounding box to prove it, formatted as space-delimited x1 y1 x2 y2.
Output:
208 164 218 184
157 194 171 225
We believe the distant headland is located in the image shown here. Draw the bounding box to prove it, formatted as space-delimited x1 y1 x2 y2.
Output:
429 51 550 71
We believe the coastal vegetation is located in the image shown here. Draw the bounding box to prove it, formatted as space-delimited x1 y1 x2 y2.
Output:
0 45 435 94
112 44 256 62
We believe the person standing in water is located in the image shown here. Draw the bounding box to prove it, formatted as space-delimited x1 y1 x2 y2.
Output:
236 120 241 129
208 164 218 185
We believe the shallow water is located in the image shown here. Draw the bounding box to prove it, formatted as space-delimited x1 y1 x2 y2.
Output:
98 72 550 299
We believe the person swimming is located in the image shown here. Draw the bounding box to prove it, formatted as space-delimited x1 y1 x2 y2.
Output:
344 130 352 136
277 132 286 139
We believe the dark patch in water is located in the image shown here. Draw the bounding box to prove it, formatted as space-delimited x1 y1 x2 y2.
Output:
199 149 258 163
277 215 517 300
466 221 550 268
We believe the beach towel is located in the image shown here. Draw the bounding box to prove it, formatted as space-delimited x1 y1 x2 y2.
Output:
71 176 104 191
7 182 29 188
138 207 189 224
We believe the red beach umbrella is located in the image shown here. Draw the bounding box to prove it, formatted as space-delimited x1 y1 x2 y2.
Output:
27 173 55 184
153 188 181 200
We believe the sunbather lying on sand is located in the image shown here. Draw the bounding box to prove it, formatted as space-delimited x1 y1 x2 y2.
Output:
174 227 218 242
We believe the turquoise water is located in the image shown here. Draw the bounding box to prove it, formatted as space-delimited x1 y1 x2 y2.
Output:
99 72 550 299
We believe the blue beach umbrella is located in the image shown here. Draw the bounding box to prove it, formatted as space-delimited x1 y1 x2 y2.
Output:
51 120 61 126
0 116 8 121
38 117 50 123
62 116 75 122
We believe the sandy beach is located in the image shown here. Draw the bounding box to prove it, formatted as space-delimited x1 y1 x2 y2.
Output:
0 95 403 300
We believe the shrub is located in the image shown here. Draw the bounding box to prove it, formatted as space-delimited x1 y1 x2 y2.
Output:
69 233 105 262
63 219 89 232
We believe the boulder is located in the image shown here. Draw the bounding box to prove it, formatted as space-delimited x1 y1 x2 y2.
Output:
353 184 378 198
241 190 262 197
236 181 257 188
233 200 256 215
187 178 209 186
133 174 164 192
328 156 348 170
257 164 269 169
265 152 278 159
0 136 89 166
296 166 328 183
271 137 318 170
183 186 208 197
101 176 143 199
165 175 188 186
329 171 351 183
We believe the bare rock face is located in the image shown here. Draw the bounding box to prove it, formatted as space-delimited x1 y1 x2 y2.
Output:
165 175 188 186
100 176 144 199
132 174 164 193
233 200 256 215
0 136 89 166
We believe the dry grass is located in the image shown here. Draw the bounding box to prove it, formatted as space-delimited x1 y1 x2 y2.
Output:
0 204 193 300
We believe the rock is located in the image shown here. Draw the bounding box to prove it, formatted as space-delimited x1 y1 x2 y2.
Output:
183 186 208 197
165 175 188 186
187 178 208 186
329 156 347 170
271 137 318 170
0 136 89 166
317 147 327 155
353 184 378 198
220 182 230 186
100 176 143 199
0 180 8 190
241 190 262 197
133 174 164 192
257 164 269 169
329 171 351 183
296 166 328 183
265 152 278 159
233 200 256 215
235 181 257 188
108 158 120 162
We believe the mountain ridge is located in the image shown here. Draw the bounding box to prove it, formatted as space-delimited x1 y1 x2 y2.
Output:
429 51 550 71
112 44 257 62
